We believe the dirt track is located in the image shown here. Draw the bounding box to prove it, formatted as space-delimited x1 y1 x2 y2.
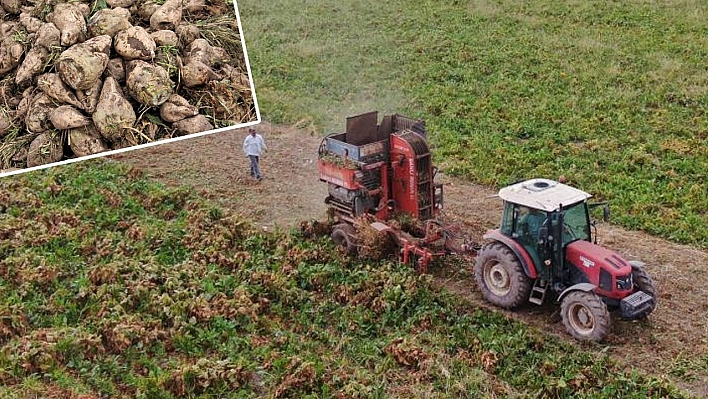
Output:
111 122 708 397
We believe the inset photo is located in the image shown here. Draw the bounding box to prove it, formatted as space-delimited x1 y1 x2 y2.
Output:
0 0 259 176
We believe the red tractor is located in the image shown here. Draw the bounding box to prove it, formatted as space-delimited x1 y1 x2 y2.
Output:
476 178 657 341
318 112 657 342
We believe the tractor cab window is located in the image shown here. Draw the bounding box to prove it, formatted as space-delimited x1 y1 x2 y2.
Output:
514 205 546 246
500 202 514 236
558 202 591 245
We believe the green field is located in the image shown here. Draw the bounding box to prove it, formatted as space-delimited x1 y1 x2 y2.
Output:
238 0 708 247
0 162 693 397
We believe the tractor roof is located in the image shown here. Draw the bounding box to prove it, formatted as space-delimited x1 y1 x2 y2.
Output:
498 178 592 212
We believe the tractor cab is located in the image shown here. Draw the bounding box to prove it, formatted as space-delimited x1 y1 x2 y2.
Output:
497 178 593 281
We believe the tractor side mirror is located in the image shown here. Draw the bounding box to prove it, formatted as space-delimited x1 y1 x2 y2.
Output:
589 202 610 222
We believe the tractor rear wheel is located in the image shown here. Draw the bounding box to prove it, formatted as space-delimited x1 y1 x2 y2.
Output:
474 241 532 308
631 265 657 318
560 291 611 342
331 223 358 255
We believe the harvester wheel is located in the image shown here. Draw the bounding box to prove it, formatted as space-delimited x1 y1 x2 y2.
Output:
331 223 358 255
560 290 610 342
474 242 532 308
631 265 657 318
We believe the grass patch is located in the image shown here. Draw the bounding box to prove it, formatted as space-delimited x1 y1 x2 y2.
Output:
239 0 708 248
0 161 695 397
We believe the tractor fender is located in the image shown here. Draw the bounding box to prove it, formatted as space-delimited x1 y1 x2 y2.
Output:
628 260 646 269
557 283 597 302
482 229 538 279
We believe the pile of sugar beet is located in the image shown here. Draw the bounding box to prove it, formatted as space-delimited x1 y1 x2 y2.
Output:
0 0 255 170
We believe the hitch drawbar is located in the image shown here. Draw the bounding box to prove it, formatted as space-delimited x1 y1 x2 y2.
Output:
620 290 655 319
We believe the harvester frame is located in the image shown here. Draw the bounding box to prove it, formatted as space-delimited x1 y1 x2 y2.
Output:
317 111 465 273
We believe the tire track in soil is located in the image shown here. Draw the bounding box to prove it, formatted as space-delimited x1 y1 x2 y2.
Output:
111 122 708 397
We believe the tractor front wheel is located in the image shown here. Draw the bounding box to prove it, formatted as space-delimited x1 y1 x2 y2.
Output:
474 242 532 308
560 290 611 342
331 223 358 255
631 265 657 318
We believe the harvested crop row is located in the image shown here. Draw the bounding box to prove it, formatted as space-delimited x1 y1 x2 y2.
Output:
0 0 255 171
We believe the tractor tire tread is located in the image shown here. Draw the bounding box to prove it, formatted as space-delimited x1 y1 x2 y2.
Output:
474 241 532 309
560 290 611 342
631 266 657 318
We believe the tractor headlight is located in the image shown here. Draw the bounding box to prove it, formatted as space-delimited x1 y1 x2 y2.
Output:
616 274 632 291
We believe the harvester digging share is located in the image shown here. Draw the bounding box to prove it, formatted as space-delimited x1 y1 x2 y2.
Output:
316 112 657 342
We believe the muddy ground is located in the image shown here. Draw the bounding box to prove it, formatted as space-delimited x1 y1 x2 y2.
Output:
111 122 708 397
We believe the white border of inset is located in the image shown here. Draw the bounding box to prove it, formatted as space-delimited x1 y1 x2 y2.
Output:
0 0 261 179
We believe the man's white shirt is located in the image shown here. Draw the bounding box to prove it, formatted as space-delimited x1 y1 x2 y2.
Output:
243 134 266 156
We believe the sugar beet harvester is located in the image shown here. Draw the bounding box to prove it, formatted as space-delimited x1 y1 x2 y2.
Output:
317 112 657 342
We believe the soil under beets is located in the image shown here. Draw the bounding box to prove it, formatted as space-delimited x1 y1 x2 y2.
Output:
111 122 708 397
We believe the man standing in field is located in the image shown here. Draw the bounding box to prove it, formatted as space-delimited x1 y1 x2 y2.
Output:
243 127 266 181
